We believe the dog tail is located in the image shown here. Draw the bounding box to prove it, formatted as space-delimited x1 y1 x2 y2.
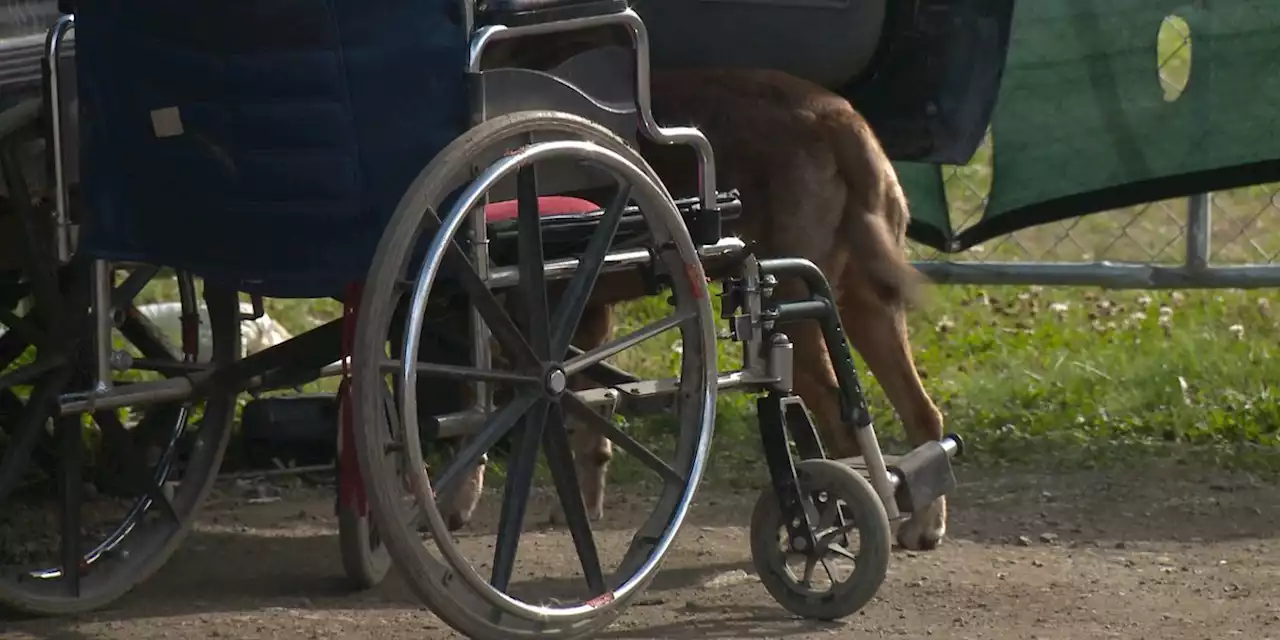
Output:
829 112 924 309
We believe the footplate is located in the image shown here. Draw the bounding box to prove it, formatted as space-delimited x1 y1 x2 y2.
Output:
887 434 964 515
838 433 964 516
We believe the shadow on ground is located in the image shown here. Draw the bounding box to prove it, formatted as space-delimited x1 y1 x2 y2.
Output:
3 464 1279 639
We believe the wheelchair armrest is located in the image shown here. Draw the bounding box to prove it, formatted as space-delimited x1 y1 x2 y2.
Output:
478 0 629 27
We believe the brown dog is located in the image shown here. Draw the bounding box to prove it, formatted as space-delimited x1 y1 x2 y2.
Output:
640 68 946 550
444 40 947 551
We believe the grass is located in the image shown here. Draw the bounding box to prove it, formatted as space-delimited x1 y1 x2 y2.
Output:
195 268 1280 490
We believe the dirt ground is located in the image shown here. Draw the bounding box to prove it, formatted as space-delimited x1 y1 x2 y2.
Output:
4 463 1280 640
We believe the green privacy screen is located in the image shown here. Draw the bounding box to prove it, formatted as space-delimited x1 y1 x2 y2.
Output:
899 0 1280 253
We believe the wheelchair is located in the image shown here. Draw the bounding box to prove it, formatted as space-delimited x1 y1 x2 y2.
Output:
0 0 962 636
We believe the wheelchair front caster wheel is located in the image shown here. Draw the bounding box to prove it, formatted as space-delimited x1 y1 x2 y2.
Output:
749 458 891 621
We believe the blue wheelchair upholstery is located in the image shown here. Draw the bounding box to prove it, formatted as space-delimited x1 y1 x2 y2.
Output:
74 0 469 298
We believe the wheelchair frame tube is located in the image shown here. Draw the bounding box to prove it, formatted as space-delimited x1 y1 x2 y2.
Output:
466 44 494 418
92 259 113 393
467 9 720 213
44 13 75 263
54 237 749 416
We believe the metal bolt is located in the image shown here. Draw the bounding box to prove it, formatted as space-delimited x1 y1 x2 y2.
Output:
547 369 567 394
107 350 133 372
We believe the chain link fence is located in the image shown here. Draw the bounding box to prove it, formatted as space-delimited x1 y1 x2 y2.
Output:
908 16 1280 288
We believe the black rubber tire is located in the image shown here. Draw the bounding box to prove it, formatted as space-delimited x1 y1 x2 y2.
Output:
337 500 391 590
0 283 241 616
750 458 892 621
336 383 407 590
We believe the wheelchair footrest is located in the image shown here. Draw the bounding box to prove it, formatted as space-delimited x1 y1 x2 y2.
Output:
887 434 963 515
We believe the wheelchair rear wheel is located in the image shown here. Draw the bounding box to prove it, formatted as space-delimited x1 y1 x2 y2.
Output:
352 110 719 639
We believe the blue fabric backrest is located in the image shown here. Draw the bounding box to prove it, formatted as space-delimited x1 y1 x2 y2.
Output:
74 0 469 298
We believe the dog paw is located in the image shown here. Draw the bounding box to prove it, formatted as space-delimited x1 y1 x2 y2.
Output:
894 497 947 551
445 511 470 532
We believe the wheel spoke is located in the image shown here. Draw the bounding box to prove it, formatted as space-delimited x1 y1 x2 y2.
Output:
562 392 683 486
0 304 40 345
541 401 606 595
801 554 818 587
819 557 837 586
0 369 70 504
827 543 858 563
0 326 32 371
111 266 160 311
118 309 180 364
818 519 858 542
432 391 540 499
0 352 67 393
2 145 63 316
562 312 691 377
490 398 551 592
515 165 551 360
419 198 537 368
94 410 180 523
57 415 82 597
441 242 539 368
549 183 630 358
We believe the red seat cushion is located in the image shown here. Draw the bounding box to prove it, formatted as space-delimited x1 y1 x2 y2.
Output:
482 196 601 223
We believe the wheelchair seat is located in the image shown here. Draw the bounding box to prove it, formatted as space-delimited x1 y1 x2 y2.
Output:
482 195 600 222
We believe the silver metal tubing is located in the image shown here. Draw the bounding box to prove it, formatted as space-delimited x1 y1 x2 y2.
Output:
913 260 1280 289
53 362 775 426
44 14 75 262
429 386 622 439
618 9 718 211
486 236 744 289
377 359 538 385
1185 193 1212 272
740 254 764 375
469 203 493 416
92 259 113 393
58 374 205 416
852 423 902 521
622 369 777 396
563 311 690 376
939 433 963 458
458 0 476 37
467 9 719 211
697 236 746 260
